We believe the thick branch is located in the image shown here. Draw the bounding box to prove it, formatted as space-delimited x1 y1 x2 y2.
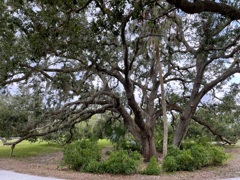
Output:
1 74 31 87
197 66 240 103
2 103 114 156
166 0 240 20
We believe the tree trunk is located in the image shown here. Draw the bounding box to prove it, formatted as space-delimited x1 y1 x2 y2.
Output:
173 106 195 147
173 118 189 147
140 131 156 162
117 106 157 162
10 144 16 157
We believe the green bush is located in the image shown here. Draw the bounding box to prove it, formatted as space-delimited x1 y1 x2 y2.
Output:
104 150 141 174
163 149 195 172
162 156 179 172
176 150 194 171
142 156 161 175
181 138 211 149
82 160 104 173
167 145 182 156
163 143 228 172
62 139 101 170
208 146 228 165
190 144 210 169
181 140 195 149
120 139 141 152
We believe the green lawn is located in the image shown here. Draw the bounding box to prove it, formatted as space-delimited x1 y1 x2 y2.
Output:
0 141 62 159
98 139 112 149
0 139 112 159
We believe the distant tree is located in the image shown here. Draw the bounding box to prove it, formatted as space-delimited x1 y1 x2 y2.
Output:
0 91 44 140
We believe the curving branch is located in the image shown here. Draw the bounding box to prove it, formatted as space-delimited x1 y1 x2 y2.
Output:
3 102 115 156
168 104 234 145
166 0 240 20
191 115 233 145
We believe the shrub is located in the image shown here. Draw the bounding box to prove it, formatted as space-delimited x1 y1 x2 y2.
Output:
181 140 195 150
142 156 161 175
120 139 141 152
104 150 141 174
162 156 179 172
189 144 210 169
82 160 104 173
62 139 101 170
163 143 229 172
167 145 182 156
181 138 211 149
176 150 194 171
208 146 228 165
163 149 195 171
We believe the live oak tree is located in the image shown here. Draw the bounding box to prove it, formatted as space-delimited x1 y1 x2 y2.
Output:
0 0 240 160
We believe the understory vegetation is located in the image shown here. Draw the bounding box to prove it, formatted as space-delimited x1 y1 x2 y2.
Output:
0 137 230 175
61 139 228 175
62 139 142 174
163 142 228 172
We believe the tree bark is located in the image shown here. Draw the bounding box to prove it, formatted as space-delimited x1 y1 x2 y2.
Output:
140 130 156 162
117 104 156 161
173 114 191 147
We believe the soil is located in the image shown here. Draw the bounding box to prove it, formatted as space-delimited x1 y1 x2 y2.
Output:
0 147 240 180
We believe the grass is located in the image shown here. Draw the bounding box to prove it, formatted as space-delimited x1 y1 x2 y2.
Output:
0 139 112 159
98 139 112 149
235 140 240 146
0 141 62 159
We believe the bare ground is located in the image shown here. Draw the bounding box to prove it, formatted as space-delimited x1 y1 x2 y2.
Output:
0 147 240 180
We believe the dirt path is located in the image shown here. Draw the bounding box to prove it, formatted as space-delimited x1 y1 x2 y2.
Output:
0 147 240 180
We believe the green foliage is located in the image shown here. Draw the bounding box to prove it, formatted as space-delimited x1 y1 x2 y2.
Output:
104 150 141 174
82 149 142 174
42 116 112 145
162 156 179 172
62 140 101 170
142 156 161 175
167 145 181 156
176 150 195 171
116 137 141 152
181 137 210 149
62 139 142 174
82 160 105 174
188 97 240 144
189 144 210 169
100 114 141 152
208 146 229 165
0 96 28 137
76 115 106 140
163 143 228 172
0 93 44 139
